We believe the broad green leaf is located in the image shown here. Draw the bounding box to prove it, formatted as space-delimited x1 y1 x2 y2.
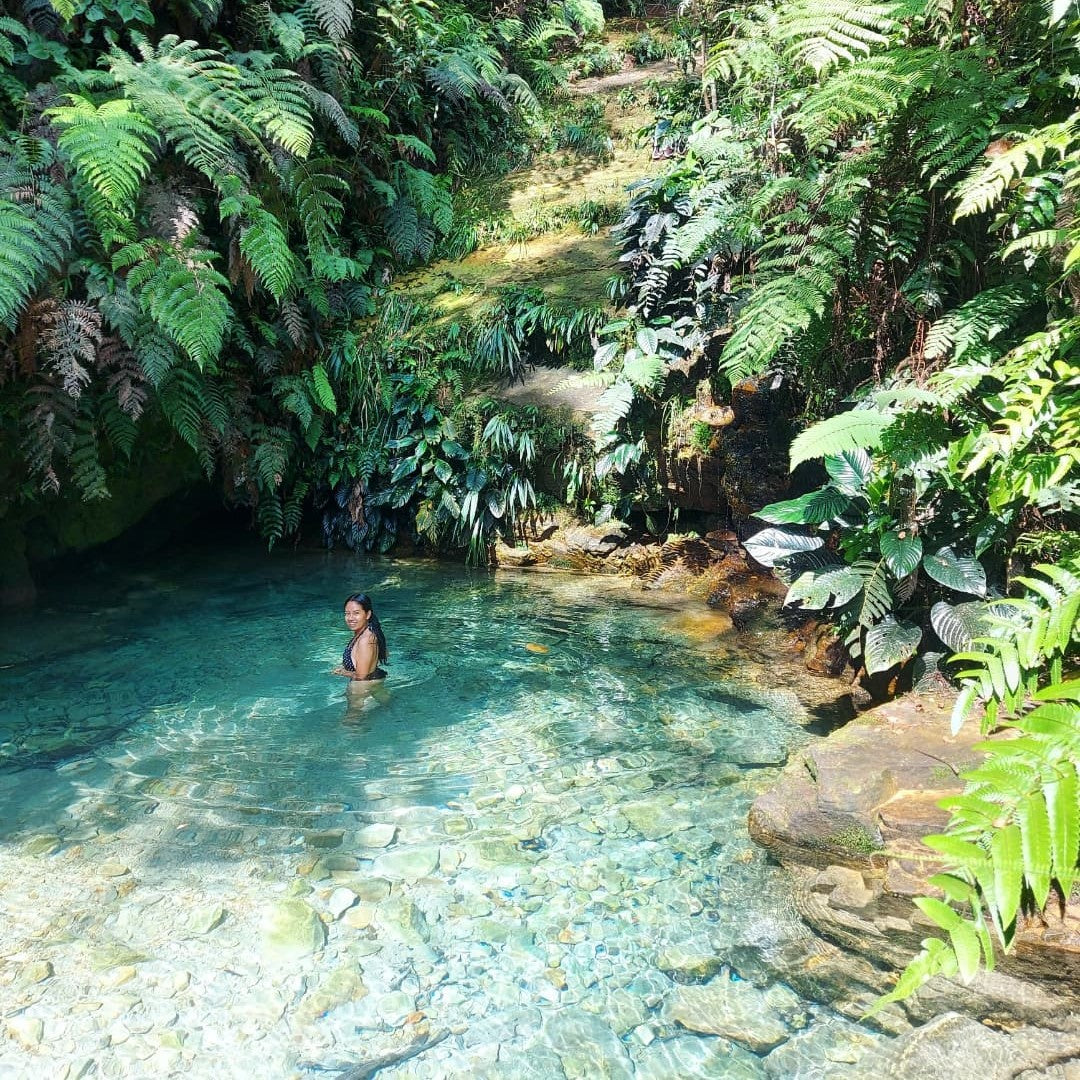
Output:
949 919 983 981
950 683 980 735
1018 792 1052 910
932 600 990 652
785 566 865 609
756 486 850 525
635 327 659 355
743 528 823 568
1034 680 1080 702
824 448 871 493
880 530 923 578
914 895 963 931
864 617 922 674
790 410 893 470
389 457 416 483
433 459 453 484
922 834 991 869
923 547 987 596
990 825 1023 930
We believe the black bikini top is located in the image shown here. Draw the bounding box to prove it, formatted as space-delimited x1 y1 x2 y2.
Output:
342 628 371 672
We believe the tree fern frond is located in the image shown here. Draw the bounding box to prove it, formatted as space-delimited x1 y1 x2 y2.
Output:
306 0 353 40
119 237 232 368
923 282 1041 363
37 299 102 398
241 65 314 158
720 274 832 383
238 206 298 302
776 0 915 73
951 120 1076 219
47 96 158 220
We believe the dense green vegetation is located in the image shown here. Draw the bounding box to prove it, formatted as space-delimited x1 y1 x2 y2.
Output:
1 0 1077 1006
0 0 607 550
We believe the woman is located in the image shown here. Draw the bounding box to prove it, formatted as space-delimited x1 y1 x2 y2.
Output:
333 592 389 684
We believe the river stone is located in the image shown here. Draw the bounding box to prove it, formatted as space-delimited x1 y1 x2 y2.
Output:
7 1016 44 1048
375 896 430 946
101 861 130 877
372 845 440 881
633 1034 767 1079
664 980 792 1052
857 1012 1080 1078
295 965 368 1026
24 834 61 856
348 876 392 903
343 903 376 930
327 887 358 919
88 943 149 971
357 823 397 848
188 904 226 935
304 829 345 849
762 1014 881 1076
20 960 54 984
376 990 415 1027
260 899 326 963
621 797 693 841
656 945 724 982
541 1009 635 1080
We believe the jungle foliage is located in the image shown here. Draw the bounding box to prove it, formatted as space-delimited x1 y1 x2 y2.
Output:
559 0 1080 1000
0 0 604 552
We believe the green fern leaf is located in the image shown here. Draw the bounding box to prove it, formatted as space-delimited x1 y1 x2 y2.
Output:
311 363 337 413
239 208 297 302
1017 791 1052 910
790 409 893 469
1046 763 1079 896
48 96 158 220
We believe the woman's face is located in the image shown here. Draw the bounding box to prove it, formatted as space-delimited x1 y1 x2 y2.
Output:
344 601 370 633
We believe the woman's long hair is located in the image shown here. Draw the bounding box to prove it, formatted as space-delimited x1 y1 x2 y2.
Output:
346 593 388 662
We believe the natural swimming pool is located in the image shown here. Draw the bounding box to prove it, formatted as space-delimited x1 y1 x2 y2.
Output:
0 542 884 1077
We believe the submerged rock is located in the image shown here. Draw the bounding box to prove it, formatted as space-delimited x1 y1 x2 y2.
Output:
260 899 326 963
663 979 792 1053
633 1034 767 1080
372 845 440 882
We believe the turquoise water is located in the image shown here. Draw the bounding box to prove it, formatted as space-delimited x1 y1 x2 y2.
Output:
0 542 882 1077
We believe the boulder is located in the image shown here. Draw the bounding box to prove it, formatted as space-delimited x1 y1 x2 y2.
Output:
748 693 1080 1030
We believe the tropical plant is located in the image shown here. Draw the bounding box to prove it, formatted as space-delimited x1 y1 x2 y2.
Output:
0 0 559 549
871 564 1080 1010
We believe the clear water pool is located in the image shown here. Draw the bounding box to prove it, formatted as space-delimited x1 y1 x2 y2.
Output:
0 542 883 1077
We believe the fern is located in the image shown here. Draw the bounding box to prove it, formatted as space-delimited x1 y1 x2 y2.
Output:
37 299 102 398
237 205 298 303
788 407 895 468
307 0 353 40
118 237 232 368
775 0 914 73
879 566 1080 1009
923 283 1041 363
47 96 158 230
0 175 74 330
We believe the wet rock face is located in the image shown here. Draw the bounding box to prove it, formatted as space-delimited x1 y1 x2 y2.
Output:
748 693 1080 1040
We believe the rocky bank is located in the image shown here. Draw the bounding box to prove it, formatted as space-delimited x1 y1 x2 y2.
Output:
748 693 1080 1077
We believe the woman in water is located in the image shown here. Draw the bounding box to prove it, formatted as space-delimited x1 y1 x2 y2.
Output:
333 592 388 684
